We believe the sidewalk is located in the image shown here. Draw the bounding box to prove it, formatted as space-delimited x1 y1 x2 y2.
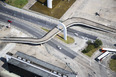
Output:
0 43 16 58
23 0 36 10
60 0 116 29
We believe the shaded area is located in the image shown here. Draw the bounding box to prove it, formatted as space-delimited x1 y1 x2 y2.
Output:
114 44 116 47
111 55 116 60
69 24 110 32
7 51 77 77
0 42 7 51
8 63 41 77
36 0 47 6
30 0 76 19
0 57 8 70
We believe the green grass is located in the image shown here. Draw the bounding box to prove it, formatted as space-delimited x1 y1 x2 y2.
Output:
30 0 76 19
56 33 74 44
82 39 102 57
41 27 50 32
41 27 74 44
84 47 100 57
5 0 28 8
109 59 116 72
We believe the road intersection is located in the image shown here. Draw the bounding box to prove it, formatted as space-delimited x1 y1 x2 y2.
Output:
0 2 116 77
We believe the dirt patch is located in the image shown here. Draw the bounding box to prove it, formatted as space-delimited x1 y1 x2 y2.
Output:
30 0 76 19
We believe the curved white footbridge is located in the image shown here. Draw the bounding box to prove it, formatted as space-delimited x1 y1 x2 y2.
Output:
0 17 116 44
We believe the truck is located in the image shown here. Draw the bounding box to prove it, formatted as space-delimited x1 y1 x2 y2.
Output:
101 48 116 53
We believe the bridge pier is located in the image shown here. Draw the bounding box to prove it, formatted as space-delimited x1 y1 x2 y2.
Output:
58 22 67 40
47 0 52 8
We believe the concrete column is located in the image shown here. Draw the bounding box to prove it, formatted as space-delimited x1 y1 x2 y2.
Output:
58 22 67 40
47 0 52 8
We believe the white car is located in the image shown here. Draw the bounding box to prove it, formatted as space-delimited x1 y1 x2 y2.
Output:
57 45 62 50
74 33 78 36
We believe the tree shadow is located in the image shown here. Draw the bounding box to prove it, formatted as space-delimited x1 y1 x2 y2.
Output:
111 55 116 60
36 0 47 6
114 44 116 47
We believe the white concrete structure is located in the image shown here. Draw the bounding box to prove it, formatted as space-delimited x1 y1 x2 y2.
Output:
47 0 53 8
58 22 67 40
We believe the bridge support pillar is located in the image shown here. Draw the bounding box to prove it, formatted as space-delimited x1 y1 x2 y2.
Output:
58 22 67 40
47 0 52 8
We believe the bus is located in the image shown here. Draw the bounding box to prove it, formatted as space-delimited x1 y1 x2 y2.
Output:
95 51 111 61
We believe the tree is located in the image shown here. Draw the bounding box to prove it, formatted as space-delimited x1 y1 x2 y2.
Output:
86 45 94 52
87 40 92 45
82 49 87 53
94 39 102 48
82 45 94 53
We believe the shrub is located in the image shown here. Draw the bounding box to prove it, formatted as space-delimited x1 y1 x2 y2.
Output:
82 49 87 53
94 39 102 48
86 45 94 52
87 40 92 45
82 45 94 53
82 39 102 54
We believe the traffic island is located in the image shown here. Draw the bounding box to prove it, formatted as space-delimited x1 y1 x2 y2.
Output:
56 33 74 44
41 27 75 44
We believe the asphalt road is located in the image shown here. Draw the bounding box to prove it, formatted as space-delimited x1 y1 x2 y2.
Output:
0 14 77 59
0 4 56 29
0 4 97 41
67 28 97 40
0 3 113 77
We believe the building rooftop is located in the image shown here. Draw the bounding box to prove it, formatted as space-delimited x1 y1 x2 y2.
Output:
7 51 77 77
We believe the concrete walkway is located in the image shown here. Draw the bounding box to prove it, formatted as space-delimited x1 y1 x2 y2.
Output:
60 0 116 29
0 43 16 58
0 17 116 44
23 0 36 10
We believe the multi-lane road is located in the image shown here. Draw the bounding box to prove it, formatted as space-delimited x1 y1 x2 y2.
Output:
0 13 77 59
0 4 57 29
0 3 100 59
1 3 116 46
0 3 115 77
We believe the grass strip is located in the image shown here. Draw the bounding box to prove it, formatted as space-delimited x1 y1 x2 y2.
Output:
5 0 28 8
41 27 74 44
